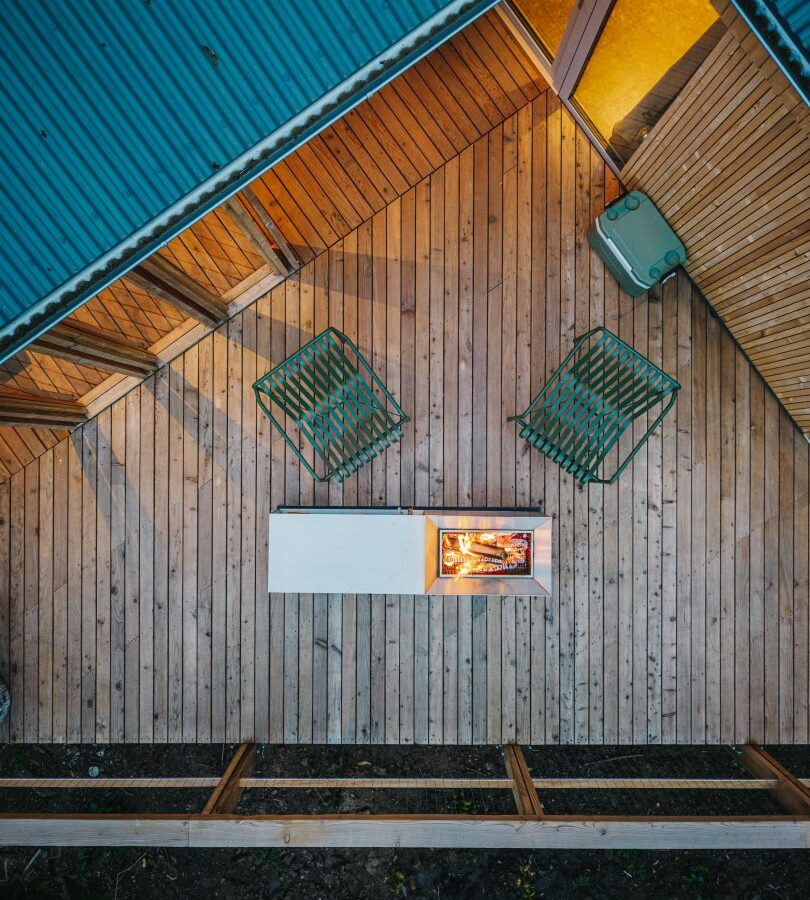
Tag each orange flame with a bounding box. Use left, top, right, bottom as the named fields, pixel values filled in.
left=440, top=529, right=531, bottom=578
left=455, top=532, right=477, bottom=575
left=458, top=532, right=474, bottom=555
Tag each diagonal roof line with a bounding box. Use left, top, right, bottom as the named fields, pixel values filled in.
left=0, top=0, right=497, bottom=365
left=731, top=0, right=810, bottom=103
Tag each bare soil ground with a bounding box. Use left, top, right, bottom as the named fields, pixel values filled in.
left=0, top=743, right=807, bottom=899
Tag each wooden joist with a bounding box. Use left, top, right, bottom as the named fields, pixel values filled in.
left=126, top=255, right=228, bottom=327
left=224, top=193, right=298, bottom=276
left=1, top=776, right=805, bottom=791
left=0, top=778, right=221, bottom=789
left=241, top=187, right=300, bottom=271
left=0, top=390, right=87, bottom=429
left=735, top=745, right=810, bottom=815
left=0, top=815, right=807, bottom=849
left=202, top=743, right=257, bottom=815
left=30, top=320, right=158, bottom=378
left=504, top=745, right=544, bottom=816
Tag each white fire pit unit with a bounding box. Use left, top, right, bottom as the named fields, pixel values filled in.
left=267, top=509, right=552, bottom=597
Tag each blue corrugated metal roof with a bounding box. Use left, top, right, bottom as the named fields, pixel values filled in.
left=0, top=0, right=496, bottom=362
left=774, top=0, right=810, bottom=48
left=733, top=1, right=810, bottom=103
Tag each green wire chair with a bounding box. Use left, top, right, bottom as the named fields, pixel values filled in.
left=509, top=327, right=679, bottom=485
left=254, top=327, right=409, bottom=483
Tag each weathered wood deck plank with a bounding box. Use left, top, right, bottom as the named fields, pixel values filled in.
left=0, top=15, right=807, bottom=747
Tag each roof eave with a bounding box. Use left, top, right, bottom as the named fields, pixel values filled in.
left=731, top=0, right=810, bottom=105
left=0, top=0, right=498, bottom=366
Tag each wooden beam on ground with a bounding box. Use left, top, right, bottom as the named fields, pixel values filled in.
left=0, top=815, right=807, bottom=849
left=504, top=745, right=544, bottom=816
left=126, top=255, right=227, bottom=327
left=0, top=390, right=87, bottom=429
left=0, top=778, right=221, bottom=789
left=202, top=744, right=257, bottom=815
left=30, top=320, right=158, bottom=378
left=735, top=745, right=810, bottom=815
left=224, top=195, right=295, bottom=276
left=0, top=776, right=801, bottom=791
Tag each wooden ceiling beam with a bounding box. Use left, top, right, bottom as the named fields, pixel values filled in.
left=225, top=191, right=298, bottom=276
left=0, top=390, right=87, bottom=430
left=30, top=320, right=158, bottom=378
left=242, top=187, right=299, bottom=270
left=126, top=255, right=227, bottom=327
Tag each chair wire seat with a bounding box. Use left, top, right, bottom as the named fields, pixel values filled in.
left=254, top=327, right=409, bottom=482
left=509, top=327, right=679, bottom=485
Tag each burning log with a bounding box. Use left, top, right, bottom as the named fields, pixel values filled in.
left=468, top=540, right=508, bottom=561
left=440, top=529, right=532, bottom=578
left=444, top=533, right=508, bottom=561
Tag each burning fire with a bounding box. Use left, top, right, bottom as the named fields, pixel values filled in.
left=440, top=530, right=532, bottom=578
left=458, top=531, right=474, bottom=567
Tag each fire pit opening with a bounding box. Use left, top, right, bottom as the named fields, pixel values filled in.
left=439, top=529, right=532, bottom=578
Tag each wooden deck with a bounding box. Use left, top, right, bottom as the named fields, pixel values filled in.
left=0, top=12, right=808, bottom=746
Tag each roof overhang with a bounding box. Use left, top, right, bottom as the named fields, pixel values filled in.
left=731, top=0, right=810, bottom=103
left=0, top=0, right=498, bottom=365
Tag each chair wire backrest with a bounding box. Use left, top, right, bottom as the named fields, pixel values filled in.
left=254, top=328, right=409, bottom=482
left=511, top=328, right=679, bottom=485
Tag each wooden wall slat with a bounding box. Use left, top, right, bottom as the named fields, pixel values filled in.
left=8, top=471, right=24, bottom=742
left=0, top=478, right=9, bottom=743
left=622, top=11, right=810, bottom=437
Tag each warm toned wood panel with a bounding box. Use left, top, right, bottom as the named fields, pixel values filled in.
left=75, top=280, right=187, bottom=352
left=159, top=206, right=265, bottom=295
left=0, top=215, right=248, bottom=479
left=622, top=7, right=810, bottom=436
left=30, top=321, right=158, bottom=378
left=1, top=82, right=807, bottom=745
left=0, top=390, right=87, bottom=429
left=245, top=10, right=546, bottom=266
left=0, top=9, right=545, bottom=486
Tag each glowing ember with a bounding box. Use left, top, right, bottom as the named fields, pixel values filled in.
left=440, top=529, right=532, bottom=578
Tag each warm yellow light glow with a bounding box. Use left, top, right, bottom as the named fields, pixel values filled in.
left=512, top=0, right=575, bottom=59
left=574, top=0, right=719, bottom=151
left=440, top=530, right=532, bottom=578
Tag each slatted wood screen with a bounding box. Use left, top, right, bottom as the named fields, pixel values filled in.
left=622, top=1, right=810, bottom=435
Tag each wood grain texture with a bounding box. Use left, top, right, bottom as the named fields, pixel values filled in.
left=622, top=10, right=810, bottom=436
left=0, top=80, right=807, bottom=744
left=0, top=10, right=544, bottom=485
left=0, top=816, right=807, bottom=850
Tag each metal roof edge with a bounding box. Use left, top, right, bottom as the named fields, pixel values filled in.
left=0, top=0, right=498, bottom=366
left=731, top=0, right=810, bottom=105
